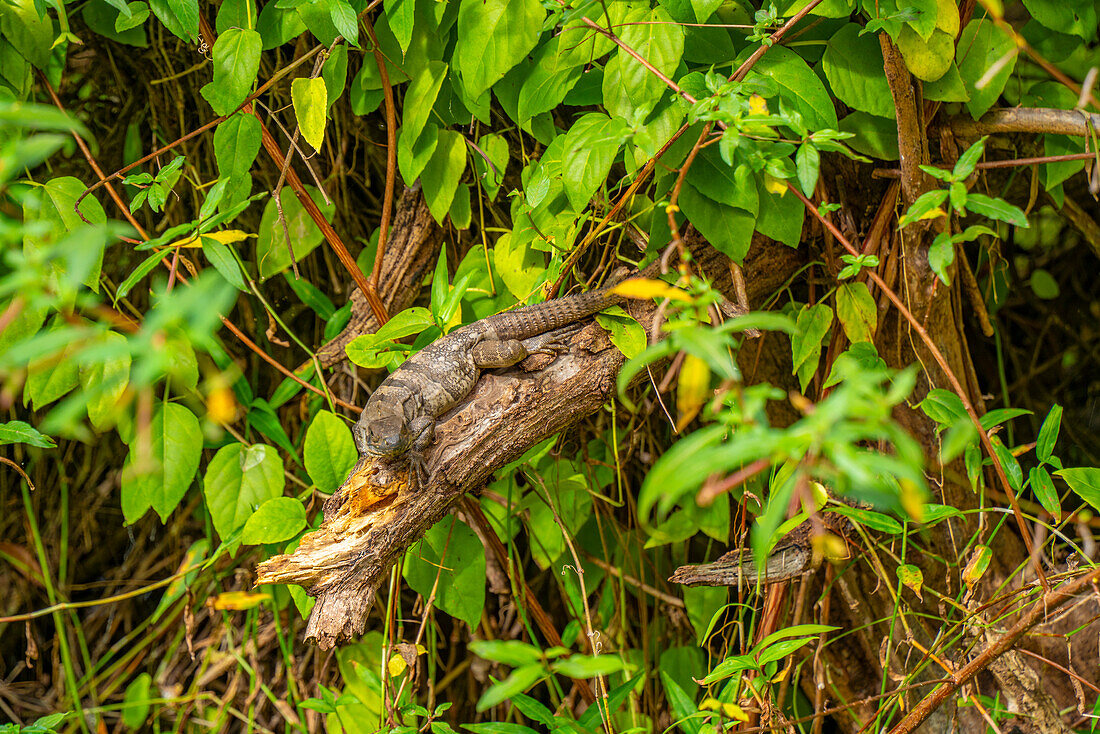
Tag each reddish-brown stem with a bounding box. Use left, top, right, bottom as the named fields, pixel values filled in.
left=886, top=569, right=1100, bottom=734
left=252, top=109, right=389, bottom=325
left=786, top=183, right=1048, bottom=591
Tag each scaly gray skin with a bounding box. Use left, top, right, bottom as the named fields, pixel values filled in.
left=353, top=267, right=651, bottom=480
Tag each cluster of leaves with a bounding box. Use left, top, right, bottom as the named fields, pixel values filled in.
left=2, top=0, right=1100, bottom=728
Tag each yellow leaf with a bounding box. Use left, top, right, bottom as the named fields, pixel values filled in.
left=167, top=229, right=255, bottom=249
left=292, top=77, right=328, bottom=151
left=611, top=277, right=690, bottom=302
left=919, top=207, right=946, bottom=222
left=748, top=94, right=768, bottom=115
left=387, top=654, right=407, bottom=677
left=209, top=591, right=270, bottom=610
left=676, top=353, right=711, bottom=430
left=812, top=532, right=848, bottom=563
left=206, top=383, right=238, bottom=424
left=963, top=545, right=992, bottom=588
left=764, top=174, right=787, bottom=196
left=897, top=564, right=924, bottom=601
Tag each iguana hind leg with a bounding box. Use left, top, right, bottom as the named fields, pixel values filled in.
left=471, top=323, right=585, bottom=368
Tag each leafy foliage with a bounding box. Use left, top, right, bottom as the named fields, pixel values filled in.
left=2, top=0, right=1099, bottom=730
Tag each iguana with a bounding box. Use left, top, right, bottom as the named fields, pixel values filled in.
left=352, top=264, right=657, bottom=481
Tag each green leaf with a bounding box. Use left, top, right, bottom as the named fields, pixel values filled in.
left=472, top=133, right=508, bottom=200
left=79, top=330, right=131, bottom=432
left=678, top=183, right=755, bottom=263
left=795, top=142, right=820, bottom=197
left=1029, top=268, right=1059, bottom=300
left=321, top=44, right=348, bottom=106
left=214, top=112, right=262, bottom=180
left=493, top=231, right=544, bottom=301
left=956, top=19, right=1017, bottom=119
left=121, top=673, right=152, bottom=729
left=199, top=28, right=262, bottom=116
left=0, top=420, right=56, bottom=448
left=1030, top=466, right=1060, bottom=522
left=928, top=232, right=954, bottom=285
left=965, top=193, right=1029, bottom=227
left=402, top=61, right=448, bottom=147
left=403, top=515, right=486, bottom=628
left=202, top=235, right=248, bottom=291
left=839, top=111, right=900, bottom=160
left=745, top=44, right=838, bottom=130
left=116, top=249, right=173, bottom=299
left=475, top=664, right=547, bottom=712
left=421, top=129, right=467, bottom=223
left=292, top=76, right=328, bottom=151
left=384, top=0, right=415, bottom=54
left=203, top=442, right=286, bottom=539
left=23, top=176, right=108, bottom=292
left=827, top=504, right=902, bottom=534
left=684, top=585, right=727, bottom=646
left=515, top=36, right=585, bottom=124
left=551, top=654, right=626, bottom=678
left=1056, top=468, right=1100, bottom=513
left=561, top=113, right=632, bottom=211
left=216, top=0, right=255, bottom=33
left=121, top=402, right=202, bottom=524
left=1022, top=0, right=1097, bottom=40
left=755, top=176, right=805, bottom=247
left=328, top=0, right=358, bottom=46
left=147, top=0, right=199, bottom=41
left=303, top=410, right=358, bottom=494
left=919, top=388, right=967, bottom=426
left=898, top=188, right=948, bottom=227
left=834, top=281, right=877, bottom=344
left=791, top=302, right=833, bottom=389
left=595, top=306, right=647, bottom=360
left=468, top=640, right=543, bottom=668
left=455, top=0, right=545, bottom=99
left=255, top=185, right=336, bottom=280
left=822, top=23, right=895, bottom=119
left=0, top=0, right=54, bottom=68
left=686, top=147, right=758, bottom=214
left=602, top=5, right=684, bottom=124
left=241, top=496, right=307, bottom=544
left=1037, top=404, right=1062, bottom=461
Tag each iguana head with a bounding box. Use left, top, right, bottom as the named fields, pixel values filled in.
left=363, top=415, right=411, bottom=457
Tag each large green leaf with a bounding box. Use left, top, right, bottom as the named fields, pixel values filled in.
left=822, top=23, right=895, bottom=119
left=303, top=410, right=358, bottom=494
left=200, top=28, right=262, bottom=115
left=956, top=19, right=1016, bottom=120
left=678, top=182, right=755, bottom=263
left=403, top=515, right=486, bottom=628
left=79, top=330, right=131, bottom=432
left=148, top=0, right=198, bottom=43
left=743, top=44, right=838, bottom=130
left=23, top=177, right=108, bottom=292
left=402, top=60, right=448, bottom=146
left=561, top=113, right=632, bottom=211
left=686, top=147, right=758, bottom=214
left=0, top=0, right=54, bottom=68
left=516, top=36, right=584, bottom=124
left=602, top=5, right=684, bottom=124
left=420, top=129, right=467, bottom=222
left=241, top=496, right=306, bottom=545
left=121, top=402, right=202, bottom=523
left=255, top=185, right=336, bottom=280
left=203, top=442, right=285, bottom=539
left=455, top=0, right=544, bottom=99
left=214, top=112, right=262, bottom=181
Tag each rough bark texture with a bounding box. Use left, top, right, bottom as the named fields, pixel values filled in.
left=256, top=233, right=804, bottom=648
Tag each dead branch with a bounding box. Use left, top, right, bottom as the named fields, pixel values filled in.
left=255, top=234, right=804, bottom=648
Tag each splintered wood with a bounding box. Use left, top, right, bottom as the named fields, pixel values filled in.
left=255, top=458, right=408, bottom=590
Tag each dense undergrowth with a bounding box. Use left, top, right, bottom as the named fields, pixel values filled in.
left=2, top=0, right=1100, bottom=731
